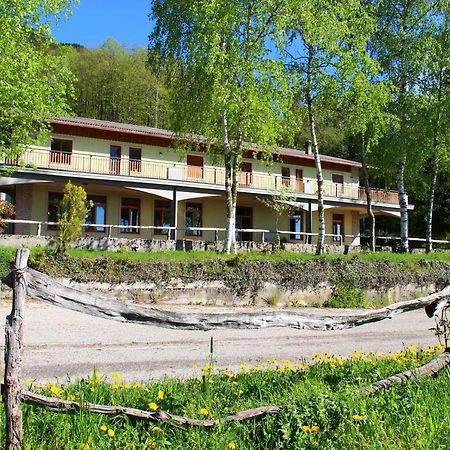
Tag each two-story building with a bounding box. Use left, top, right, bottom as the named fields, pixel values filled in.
left=0, top=117, right=407, bottom=247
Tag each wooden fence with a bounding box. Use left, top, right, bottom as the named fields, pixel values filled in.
left=3, top=249, right=450, bottom=448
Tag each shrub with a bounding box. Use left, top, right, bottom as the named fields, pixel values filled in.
left=56, top=182, right=91, bottom=255
left=323, top=283, right=367, bottom=308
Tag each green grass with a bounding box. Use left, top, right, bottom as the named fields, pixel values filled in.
left=64, top=247, right=450, bottom=263
left=1, top=345, right=448, bottom=449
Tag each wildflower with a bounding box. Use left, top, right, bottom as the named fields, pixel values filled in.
left=133, top=383, right=141, bottom=389
left=100, top=424, right=107, bottom=431
left=110, top=372, right=123, bottom=383
left=228, top=443, right=237, bottom=449
left=301, top=426, right=310, bottom=432
left=311, top=425, right=320, bottom=432
left=50, top=385, right=63, bottom=397
left=79, top=444, right=90, bottom=450
left=152, top=427, right=164, bottom=435
left=66, top=394, right=76, bottom=401
left=123, top=383, right=131, bottom=389
left=90, top=387, right=96, bottom=392
left=232, top=381, right=238, bottom=385
left=107, top=429, right=115, bottom=438
left=157, top=390, right=164, bottom=400
left=196, top=377, right=202, bottom=384
left=25, top=379, right=33, bottom=387
left=208, top=379, right=214, bottom=384
left=199, top=408, right=209, bottom=416
left=352, top=414, right=364, bottom=422
left=111, top=384, right=120, bottom=390
left=149, top=402, right=158, bottom=411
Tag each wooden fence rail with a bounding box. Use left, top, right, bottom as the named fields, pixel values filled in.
left=3, top=249, right=450, bottom=448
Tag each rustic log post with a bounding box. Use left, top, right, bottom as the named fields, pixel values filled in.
left=4, top=249, right=29, bottom=450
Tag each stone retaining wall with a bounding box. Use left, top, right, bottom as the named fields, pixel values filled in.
left=0, top=234, right=361, bottom=254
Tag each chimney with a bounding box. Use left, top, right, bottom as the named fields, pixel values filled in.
left=304, top=140, right=312, bottom=155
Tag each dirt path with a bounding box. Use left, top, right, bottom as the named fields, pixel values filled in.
left=0, top=300, right=438, bottom=384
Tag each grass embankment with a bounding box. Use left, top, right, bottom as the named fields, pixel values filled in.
left=1, top=345, right=449, bottom=449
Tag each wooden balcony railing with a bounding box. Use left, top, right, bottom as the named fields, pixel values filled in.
left=2, top=148, right=400, bottom=204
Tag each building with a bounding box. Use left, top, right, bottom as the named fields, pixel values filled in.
left=0, top=117, right=408, bottom=248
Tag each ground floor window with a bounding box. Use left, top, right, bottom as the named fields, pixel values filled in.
left=332, top=213, right=345, bottom=242
left=185, top=203, right=202, bottom=236
left=120, top=198, right=140, bottom=233
left=47, top=192, right=63, bottom=229
left=154, top=200, right=171, bottom=235
left=86, top=195, right=106, bottom=232
left=236, top=206, right=253, bottom=241
left=289, top=210, right=304, bottom=240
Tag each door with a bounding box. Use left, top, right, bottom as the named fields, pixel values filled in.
left=187, top=154, right=203, bottom=179
left=332, top=174, right=344, bottom=196
left=236, top=206, right=253, bottom=241
left=239, top=162, right=252, bottom=186
left=110, top=145, right=121, bottom=175
left=295, top=169, right=304, bottom=192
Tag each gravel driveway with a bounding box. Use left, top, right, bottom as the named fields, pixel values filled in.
left=0, top=299, right=438, bottom=384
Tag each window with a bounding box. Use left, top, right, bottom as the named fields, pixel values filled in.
left=50, top=139, right=72, bottom=164
left=129, top=147, right=142, bottom=172
left=154, top=200, right=171, bottom=235
left=296, top=169, right=304, bottom=192
left=282, top=167, right=290, bottom=187
left=332, top=214, right=345, bottom=243
left=332, top=174, right=344, bottom=196
left=86, top=196, right=106, bottom=232
left=236, top=206, right=253, bottom=241
left=239, top=162, right=252, bottom=186
left=110, top=145, right=121, bottom=175
left=289, top=210, right=304, bottom=240
left=47, top=192, right=63, bottom=229
left=185, top=203, right=202, bottom=236
left=120, top=198, right=140, bottom=233
left=187, top=154, right=203, bottom=179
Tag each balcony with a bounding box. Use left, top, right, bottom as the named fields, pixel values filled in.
left=2, top=148, right=399, bottom=204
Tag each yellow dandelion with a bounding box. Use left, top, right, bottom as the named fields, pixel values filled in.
left=149, top=402, right=158, bottom=411
left=301, top=425, right=310, bottom=432
left=110, top=372, right=123, bottom=383
left=111, top=384, right=120, bottom=390
left=228, top=443, right=237, bottom=450
left=157, top=390, right=164, bottom=400
left=352, top=414, right=364, bottom=422
left=24, top=379, right=33, bottom=387
left=232, top=381, right=238, bottom=385
left=100, top=424, right=107, bottom=432
left=107, top=429, right=115, bottom=438
left=199, top=408, right=209, bottom=416
left=311, top=425, right=320, bottom=432
left=50, top=385, right=63, bottom=397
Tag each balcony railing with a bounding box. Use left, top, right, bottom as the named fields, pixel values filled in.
left=2, top=148, right=400, bottom=204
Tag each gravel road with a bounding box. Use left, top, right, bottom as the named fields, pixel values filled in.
left=0, top=300, right=438, bottom=384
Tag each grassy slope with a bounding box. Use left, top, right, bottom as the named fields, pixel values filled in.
left=1, top=346, right=448, bottom=449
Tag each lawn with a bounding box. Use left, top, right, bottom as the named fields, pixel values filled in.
left=1, top=345, right=448, bottom=449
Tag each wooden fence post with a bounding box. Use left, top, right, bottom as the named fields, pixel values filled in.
left=4, top=249, right=29, bottom=450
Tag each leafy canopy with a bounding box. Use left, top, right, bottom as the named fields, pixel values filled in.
left=0, top=0, right=76, bottom=157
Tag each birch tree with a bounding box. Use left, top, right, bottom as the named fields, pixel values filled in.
left=370, top=0, right=445, bottom=252
left=420, top=10, right=449, bottom=252
left=0, top=0, right=76, bottom=159
left=280, top=0, right=374, bottom=254
left=150, top=0, right=291, bottom=253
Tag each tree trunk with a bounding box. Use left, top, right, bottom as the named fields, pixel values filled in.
left=223, top=113, right=235, bottom=254
left=4, top=249, right=29, bottom=450
left=361, top=134, right=375, bottom=251
left=306, top=46, right=325, bottom=255
left=397, top=12, right=409, bottom=253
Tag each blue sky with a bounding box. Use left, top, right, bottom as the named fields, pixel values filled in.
left=52, top=0, right=153, bottom=48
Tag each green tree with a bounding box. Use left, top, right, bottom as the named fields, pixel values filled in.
left=150, top=0, right=292, bottom=254
left=280, top=0, right=374, bottom=254
left=369, top=0, right=446, bottom=252
left=57, top=182, right=91, bottom=254
left=0, top=0, right=76, bottom=159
